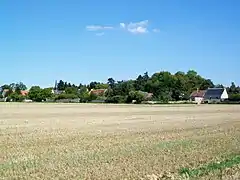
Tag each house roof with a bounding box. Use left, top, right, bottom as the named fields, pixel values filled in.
left=2, top=89, right=29, bottom=96
left=190, top=90, right=206, bottom=98
left=139, top=91, right=153, bottom=98
left=90, top=89, right=107, bottom=96
left=20, top=90, right=29, bottom=96
left=204, top=88, right=225, bottom=99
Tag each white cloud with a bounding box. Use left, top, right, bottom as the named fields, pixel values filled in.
left=86, top=20, right=159, bottom=36
left=120, top=23, right=126, bottom=28
left=96, top=32, right=105, bottom=36
left=86, top=25, right=113, bottom=31
left=128, top=26, right=148, bottom=34
left=152, top=28, right=160, bottom=33
left=120, top=20, right=149, bottom=34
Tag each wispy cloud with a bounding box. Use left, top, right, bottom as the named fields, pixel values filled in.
left=96, top=32, right=105, bottom=36
left=152, top=28, right=160, bottom=33
left=120, top=20, right=149, bottom=34
left=86, top=25, right=114, bottom=31
left=86, top=20, right=160, bottom=36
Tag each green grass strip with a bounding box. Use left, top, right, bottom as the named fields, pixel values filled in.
left=179, top=155, right=240, bottom=178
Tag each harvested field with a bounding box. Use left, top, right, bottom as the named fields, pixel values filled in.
left=0, top=103, right=240, bottom=179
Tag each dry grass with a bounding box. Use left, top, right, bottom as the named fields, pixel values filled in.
left=0, top=103, right=240, bottom=179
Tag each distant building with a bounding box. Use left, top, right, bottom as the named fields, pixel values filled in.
left=51, top=89, right=65, bottom=95
left=89, top=89, right=107, bottom=96
left=1, top=89, right=29, bottom=97
left=20, top=90, right=29, bottom=96
left=138, top=91, right=153, bottom=100
left=203, top=88, right=228, bottom=103
left=190, top=89, right=206, bottom=104
left=52, top=80, right=65, bottom=95
left=2, top=89, right=10, bottom=98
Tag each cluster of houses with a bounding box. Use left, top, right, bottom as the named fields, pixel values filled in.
left=50, top=87, right=229, bottom=104
left=0, top=88, right=29, bottom=102
left=190, top=87, right=228, bottom=104
left=1, top=84, right=228, bottom=104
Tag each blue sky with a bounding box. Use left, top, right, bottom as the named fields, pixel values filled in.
left=0, top=0, right=239, bottom=88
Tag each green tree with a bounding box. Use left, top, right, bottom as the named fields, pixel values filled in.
left=200, top=79, right=214, bottom=90
left=1, top=84, right=10, bottom=90
left=228, top=94, right=240, bottom=101
left=107, top=78, right=115, bottom=89
left=41, top=88, right=53, bottom=100
left=9, top=92, right=25, bottom=102
left=78, top=86, right=90, bottom=102
left=28, top=86, right=43, bottom=102
left=127, top=91, right=144, bottom=104
left=57, top=80, right=65, bottom=90
left=16, top=82, right=27, bottom=91
left=65, top=87, right=78, bottom=95
left=55, top=93, right=78, bottom=100
left=95, top=83, right=109, bottom=89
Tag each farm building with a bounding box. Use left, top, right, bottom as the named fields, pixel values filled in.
left=203, top=88, right=228, bottom=103
left=190, top=89, right=206, bottom=104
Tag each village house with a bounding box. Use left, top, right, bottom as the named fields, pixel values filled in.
left=89, top=89, right=107, bottom=96
left=190, top=89, right=206, bottom=104
left=51, top=89, right=65, bottom=95
left=203, top=88, right=228, bottom=103
left=1, top=89, right=29, bottom=97
left=20, top=90, right=29, bottom=96
left=138, top=91, right=153, bottom=100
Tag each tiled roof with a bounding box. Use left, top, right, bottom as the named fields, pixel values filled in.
left=190, top=90, right=206, bottom=98
left=90, top=89, right=106, bottom=96
left=20, top=90, right=29, bottom=96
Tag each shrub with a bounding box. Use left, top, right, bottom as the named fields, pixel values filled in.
left=228, top=94, right=240, bottom=101
left=55, top=93, right=78, bottom=100
left=106, top=95, right=126, bottom=103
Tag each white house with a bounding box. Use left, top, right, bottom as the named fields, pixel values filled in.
left=190, top=89, right=206, bottom=104
left=203, top=88, right=228, bottom=103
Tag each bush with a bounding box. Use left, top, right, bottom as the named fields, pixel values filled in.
left=228, top=94, right=240, bottom=101
left=9, top=93, right=25, bottom=102
left=106, top=95, right=126, bottom=103
left=55, top=93, right=78, bottom=100
left=127, top=91, right=145, bottom=104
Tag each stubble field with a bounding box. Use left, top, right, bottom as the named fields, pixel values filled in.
left=0, top=103, right=240, bottom=179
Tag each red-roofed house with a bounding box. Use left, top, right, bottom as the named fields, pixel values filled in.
left=89, top=89, right=107, bottom=96
left=20, top=90, right=29, bottom=96
left=190, top=89, right=206, bottom=104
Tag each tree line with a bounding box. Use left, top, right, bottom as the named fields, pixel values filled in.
left=1, top=70, right=240, bottom=103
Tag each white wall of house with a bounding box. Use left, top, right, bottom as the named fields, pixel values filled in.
left=194, top=97, right=203, bottom=104
left=221, top=88, right=228, bottom=99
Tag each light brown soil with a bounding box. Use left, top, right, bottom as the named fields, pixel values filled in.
left=0, top=103, right=240, bottom=179
left=1, top=103, right=239, bottom=134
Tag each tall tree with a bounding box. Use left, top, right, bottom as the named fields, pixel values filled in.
left=57, top=80, right=65, bottom=90
left=28, top=86, right=42, bottom=102
left=16, top=82, right=27, bottom=91
left=107, top=78, right=115, bottom=89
